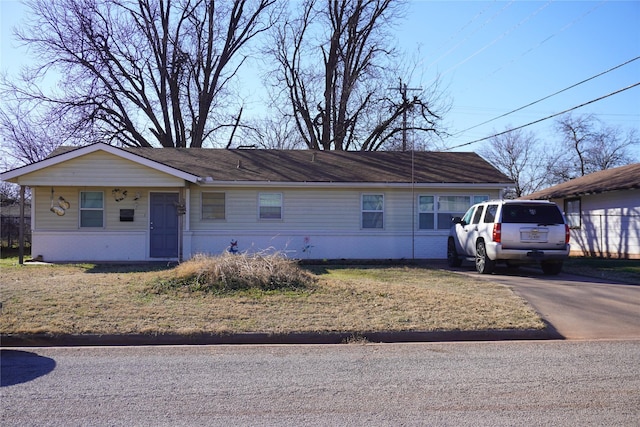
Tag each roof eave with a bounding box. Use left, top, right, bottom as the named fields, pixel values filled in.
left=196, top=180, right=513, bottom=189
left=526, top=185, right=640, bottom=200
left=0, top=142, right=199, bottom=184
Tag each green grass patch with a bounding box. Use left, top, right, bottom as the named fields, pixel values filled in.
left=564, top=258, right=640, bottom=284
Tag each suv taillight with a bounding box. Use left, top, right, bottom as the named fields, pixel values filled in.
left=492, top=223, right=501, bottom=243
left=565, top=224, right=570, bottom=244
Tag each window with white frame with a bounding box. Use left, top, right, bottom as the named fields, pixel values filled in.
left=259, top=192, right=282, bottom=219
left=437, top=195, right=470, bottom=229
left=362, top=194, right=384, bottom=229
left=419, top=195, right=489, bottom=229
left=564, top=198, right=581, bottom=229
left=471, top=195, right=490, bottom=205
left=202, top=192, right=225, bottom=220
left=418, top=195, right=435, bottom=229
left=80, top=191, right=104, bottom=227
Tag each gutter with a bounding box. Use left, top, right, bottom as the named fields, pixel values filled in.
left=195, top=179, right=513, bottom=190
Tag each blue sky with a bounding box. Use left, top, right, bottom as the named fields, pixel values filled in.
left=1, top=0, right=639, bottom=156
left=401, top=1, right=639, bottom=154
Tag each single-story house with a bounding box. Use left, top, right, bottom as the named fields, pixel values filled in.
left=523, top=163, right=640, bottom=259
left=0, top=143, right=513, bottom=262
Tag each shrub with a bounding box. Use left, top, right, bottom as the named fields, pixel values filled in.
left=153, top=252, right=317, bottom=294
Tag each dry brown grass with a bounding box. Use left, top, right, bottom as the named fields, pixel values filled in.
left=157, top=252, right=317, bottom=293
left=0, top=255, right=544, bottom=336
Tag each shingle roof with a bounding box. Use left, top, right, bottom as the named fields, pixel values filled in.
left=48, top=145, right=513, bottom=184
left=523, top=163, right=640, bottom=200
left=130, top=148, right=514, bottom=184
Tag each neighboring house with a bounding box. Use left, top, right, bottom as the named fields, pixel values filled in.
left=0, top=143, right=513, bottom=262
left=523, top=163, right=640, bottom=259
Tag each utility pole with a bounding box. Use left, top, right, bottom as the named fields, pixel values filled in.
left=390, top=78, right=421, bottom=151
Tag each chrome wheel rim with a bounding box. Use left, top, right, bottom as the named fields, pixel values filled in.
left=476, top=243, right=485, bottom=272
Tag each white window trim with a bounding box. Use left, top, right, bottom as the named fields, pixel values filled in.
left=79, top=190, right=105, bottom=228
left=361, top=193, right=384, bottom=229
left=565, top=198, right=581, bottom=229
left=418, top=194, right=489, bottom=230
left=258, top=192, right=283, bottom=220
left=418, top=195, right=435, bottom=230
left=201, top=191, right=226, bottom=221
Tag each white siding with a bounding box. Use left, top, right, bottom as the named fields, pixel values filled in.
left=32, top=231, right=147, bottom=262
left=29, top=181, right=501, bottom=261
left=17, top=151, right=185, bottom=187
left=33, top=186, right=151, bottom=231
left=185, top=186, right=500, bottom=260
left=186, top=231, right=450, bottom=260
left=554, top=189, right=640, bottom=259
left=31, top=186, right=180, bottom=262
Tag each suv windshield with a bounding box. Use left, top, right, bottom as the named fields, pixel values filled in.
left=501, top=204, right=564, bottom=224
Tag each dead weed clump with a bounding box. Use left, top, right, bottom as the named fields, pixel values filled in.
left=153, top=252, right=317, bottom=294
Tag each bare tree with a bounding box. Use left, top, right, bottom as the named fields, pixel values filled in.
left=0, top=139, right=28, bottom=206
left=239, top=116, right=305, bottom=149
left=0, top=181, right=22, bottom=206
left=588, top=126, right=638, bottom=170
left=3, top=0, right=278, bottom=149
left=0, top=89, right=87, bottom=165
left=549, top=114, right=638, bottom=183
left=479, top=128, right=547, bottom=197
left=267, top=0, right=444, bottom=151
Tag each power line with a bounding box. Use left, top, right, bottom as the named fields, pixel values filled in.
left=455, top=0, right=606, bottom=100
left=445, top=81, right=640, bottom=151
left=423, top=1, right=511, bottom=71
left=430, top=1, right=553, bottom=84
left=452, top=55, right=640, bottom=136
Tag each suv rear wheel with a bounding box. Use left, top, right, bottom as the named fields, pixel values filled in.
left=447, top=238, right=462, bottom=267
left=475, top=240, right=495, bottom=274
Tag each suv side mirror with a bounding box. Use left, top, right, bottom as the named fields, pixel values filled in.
left=451, top=216, right=465, bottom=226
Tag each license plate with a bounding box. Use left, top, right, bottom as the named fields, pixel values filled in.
left=521, top=229, right=544, bottom=241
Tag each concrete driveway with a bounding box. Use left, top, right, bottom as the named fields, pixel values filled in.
left=451, top=264, right=640, bottom=340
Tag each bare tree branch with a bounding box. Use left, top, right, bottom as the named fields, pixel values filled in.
left=266, top=0, right=444, bottom=151
left=5, top=0, right=278, bottom=149
left=478, top=128, right=547, bottom=197
left=550, top=114, right=638, bottom=183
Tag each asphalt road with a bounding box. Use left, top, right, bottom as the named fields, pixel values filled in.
left=451, top=265, right=640, bottom=340
left=2, top=341, right=639, bottom=426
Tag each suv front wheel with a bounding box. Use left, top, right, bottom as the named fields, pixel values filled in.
left=475, top=240, right=495, bottom=274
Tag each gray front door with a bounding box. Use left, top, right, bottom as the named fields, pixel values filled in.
left=150, top=192, right=179, bottom=258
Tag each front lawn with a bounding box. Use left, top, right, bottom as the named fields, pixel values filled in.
left=0, top=255, right=544, bottom=336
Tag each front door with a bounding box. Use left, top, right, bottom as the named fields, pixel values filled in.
left=150, top=192, right=179, bottom=258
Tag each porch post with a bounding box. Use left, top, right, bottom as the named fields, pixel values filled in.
left=18, top=185, right=25, bottom=265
